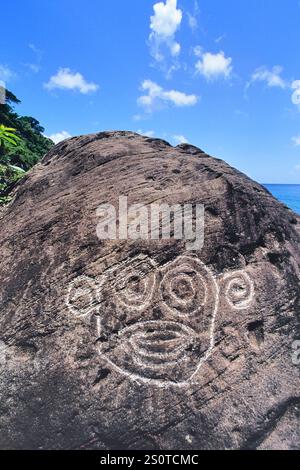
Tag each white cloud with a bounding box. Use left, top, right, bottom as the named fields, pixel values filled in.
left=137, top=129, right=155, bottom=137
left=29, top=43, right=43, bottom=62
left=173, top=134, right=188, bottom=144
left=195, top=51, right=233, bottom=80
left=215, top=34, right=226, bottom=44
left=165, top=63, right=181, bottom=79
left=250, top=66, right=286, bottom=88
left=295, top=165, right=300, bottom=172
left=132, top=114, right=144, bottom=121
left=48, top=131, right=72, bottom=144
left=292, top=134, right=300, bottom=146
left=137, top=79, right=198, bottom=112
left=24, top=63, right=41, bottom=73
left=247, top=69, right=300, bottom=107
left=187, top=1, right=200, bottom=31
left=149, top=0, right=182, bottom=62
left=235, top=109, right=249, bottom=118
left=150, top=0, right=182, bottom=38
left=0, top=65, right=15, bottom=83
left=291, top=80, right=300, bottom=105
left=26, top=44, right=43, bottom=73
left=44, top=68, right=99, bottom=94
left=187, top=13, right=198, bottom=31
left=193, top=45, right=203, bottom=57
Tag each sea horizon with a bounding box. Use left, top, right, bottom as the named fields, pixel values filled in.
left=263, top=183, right=300, bottom=215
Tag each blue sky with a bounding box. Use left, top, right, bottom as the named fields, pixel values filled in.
left=1, top=0, right=300, bottom=183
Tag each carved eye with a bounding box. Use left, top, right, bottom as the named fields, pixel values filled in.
left=223, top=271, right=254, bottom=309
left=160, top=256, right=218, bottom=318
left=66, top=275, right=99, bottom=316
left=112, top=255, right=157, bottom=312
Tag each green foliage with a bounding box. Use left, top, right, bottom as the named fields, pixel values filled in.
left=0, top=125, right=22, bottom=162
left=0, top=163, right=25, bottom=204
left=0, top=89, right=54, bottom=205
left=0, top=124, right=21, bottom=146
left=0, top=92, right=54, bottom=170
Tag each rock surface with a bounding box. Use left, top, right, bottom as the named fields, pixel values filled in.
left=0, top=131, right=299, bottom=450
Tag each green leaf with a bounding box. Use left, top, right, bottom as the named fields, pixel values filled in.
left=0, top=126, right=16, bottom=132
left=1, top=136, right=18, bottom=145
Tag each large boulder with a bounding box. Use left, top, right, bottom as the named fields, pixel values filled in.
left=0, top=131, right=299, bottom=449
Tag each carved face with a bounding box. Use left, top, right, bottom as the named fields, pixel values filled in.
left=66, top=254, right=254, bottom=387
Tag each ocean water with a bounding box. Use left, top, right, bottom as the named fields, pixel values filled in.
left=264, top=184, right=300, bottom=215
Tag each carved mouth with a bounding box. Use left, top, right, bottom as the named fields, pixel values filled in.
left=119, top=321, right=196, bottom=366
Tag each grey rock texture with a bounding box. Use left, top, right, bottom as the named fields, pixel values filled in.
left=0, top=131, right=299, bottom=450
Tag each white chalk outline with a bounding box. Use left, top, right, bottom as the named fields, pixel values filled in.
left=223, top=270, right=254, bottom=310
left=70, top=258, right=256, bottom=387
left=160, top=259, right=209, bottom=317
left=128, top=321, right=196, bottom=367
left=96, top=255, right=220, bottom=388
left=66, top=275, right=104, bottom=317
left=111, top=255, right=158, bottom=312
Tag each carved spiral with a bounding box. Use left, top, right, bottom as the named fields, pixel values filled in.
left=224, top=271, right=254, bottom=309
left=66, top=275, right=99, bottom=316
left=160, top=256, right=218, bottom=317
left=113, top=256, right=157, bottom=311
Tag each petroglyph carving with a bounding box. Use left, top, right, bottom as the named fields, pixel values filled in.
left=66, top=256, right=255, bottom=386
left=66, top=275, right=100, bottom=317
left=160, top=256, right=215, bottom=317
left=95, top=255, right=219, bottom=386
left=110, top=255, right=158, bottom=312
left=223, top=271, right=254, bottom=310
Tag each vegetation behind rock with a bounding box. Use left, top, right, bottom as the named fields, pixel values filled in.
left=0, top=89, right=54, bottom=204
